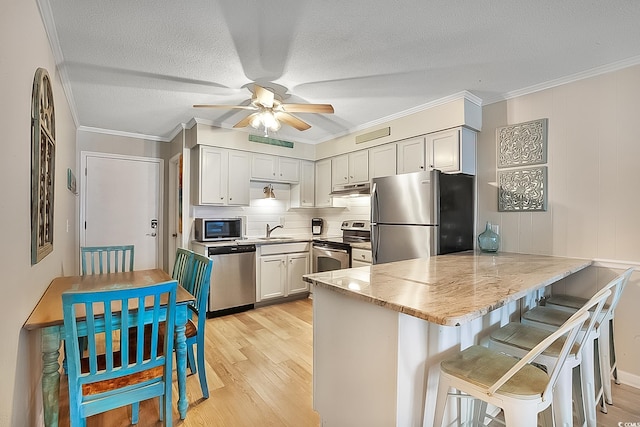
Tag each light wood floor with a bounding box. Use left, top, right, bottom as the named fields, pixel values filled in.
left=57, top=298, right=640, bottom=426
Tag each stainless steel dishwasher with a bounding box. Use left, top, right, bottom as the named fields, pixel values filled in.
left=206, top=243, right=256, bottom=315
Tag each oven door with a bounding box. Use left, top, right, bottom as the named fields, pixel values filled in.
left=312, top=245, right=350, bottom=273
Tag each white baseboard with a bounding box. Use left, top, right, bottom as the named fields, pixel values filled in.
left=618, top=369, right=640, bottom=389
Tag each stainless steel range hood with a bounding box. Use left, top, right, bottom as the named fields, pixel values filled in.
left=329, top=182, right=371, bottom=197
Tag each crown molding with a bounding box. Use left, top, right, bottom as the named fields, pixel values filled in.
left=483, top=55, right=640, bottom=105
left=315, top=90, right=483, bottom=144
left=77, top=126, right=169, bottom=142
left=37, top=0, right=79, bottom=128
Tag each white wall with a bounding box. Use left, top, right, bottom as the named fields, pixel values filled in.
left=477, top=64, right=640, bottom=383
left=1, top=1, right=78, bottom=425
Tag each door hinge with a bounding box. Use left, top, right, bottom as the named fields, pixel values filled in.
left=84, top=221, right=86, bottom=229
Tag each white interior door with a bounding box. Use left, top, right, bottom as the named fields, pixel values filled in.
left=81, top=152, right=163, bottom=270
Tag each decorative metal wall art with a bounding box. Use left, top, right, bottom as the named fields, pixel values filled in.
left=31, top=68, right=56, bottom=264
left=498, top=166, right=547, bottom=211
left=497, top=118, right=548, bottom=168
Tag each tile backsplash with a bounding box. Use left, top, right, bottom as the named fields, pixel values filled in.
left=190, top=181, right=370, bottom=239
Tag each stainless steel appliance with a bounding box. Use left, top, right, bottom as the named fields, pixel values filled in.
left=371, top=169, right=474, bottom=264
left=191, top=240, right=256, bottom=315
left=194, top=217, right=243, bottom=242
left=312, top=220, right=370, bottom=273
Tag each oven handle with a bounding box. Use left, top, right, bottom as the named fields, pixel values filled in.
left=313, top=246, right=349, bottom=255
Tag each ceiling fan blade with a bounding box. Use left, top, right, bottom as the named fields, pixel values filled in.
left=254, top=84, right=274, bottom=108
left=233, top=113, right=258, bottom=128
left=193, top=104, right=256, bottom=110
left=281, top=103, right=334, bottom=114
left=275, top=112, right=311, bottom=131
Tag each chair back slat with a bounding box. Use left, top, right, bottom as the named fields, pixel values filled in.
left=62, top=280, right=177, bottom=423
left=81, top=245, right=135, bottom=275
left=606, top=267, right=634, bottom=319
left=172, top=248, right=194, bottom=289
left=187, top=253, right=213, bottom=315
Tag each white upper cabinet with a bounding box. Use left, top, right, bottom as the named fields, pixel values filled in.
left=348, top=150, right=369, bottom=183
left=278, top=157, right=300, bottom=182
left=332, top=151, right=369, bottom=186
left=251, top=153, right=300, bottom=183
left=251, top=153, right=277, bottom=180
left=290, top=160, right=315, bottom=208
left=427, top=127, right=476, bottom=174
left=369, top=144, right=397, bottom=180
left=227, top=150, right=251, bottom=205
left=331, top=154, right=349, bottom=185
left=315, top=158, right=332, bottom=207
left=192, top=146, right=250, bottom=206
left=396, top=136, right=426, bottom=174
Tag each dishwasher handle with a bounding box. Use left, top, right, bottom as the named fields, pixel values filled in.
left=207, top=244, right=256, bottom=256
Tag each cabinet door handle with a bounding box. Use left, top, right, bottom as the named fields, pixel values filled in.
left=220, top=197, right=224, bottom=200
left=420, top=166, right=424, bottom=169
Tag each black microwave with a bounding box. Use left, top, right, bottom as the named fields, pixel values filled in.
left=194, top=218, right=243, bottom=242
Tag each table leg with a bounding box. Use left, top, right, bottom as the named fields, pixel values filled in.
left=42, top=326, right=61, bottom=427
left=175, top=305, right=188, bottom=419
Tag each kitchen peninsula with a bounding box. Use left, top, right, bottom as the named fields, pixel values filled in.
left=303, top=251, right=592, bottom=426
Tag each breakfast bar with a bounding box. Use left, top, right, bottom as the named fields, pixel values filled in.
left=303, top=251, right=592, bottom=426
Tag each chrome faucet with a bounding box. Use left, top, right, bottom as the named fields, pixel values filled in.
left=266, top=223, right=283, bottom=238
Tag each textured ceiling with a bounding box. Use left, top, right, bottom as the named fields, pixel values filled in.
left=41, top=0, right=640, bottom=143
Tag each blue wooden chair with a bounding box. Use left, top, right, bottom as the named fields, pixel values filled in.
left=81, top=245, right=135, bottom=275
left=182, top=252, right=213, bottom=398
left=62, top=280, right=177, bottom=426
left=172, top=248, right=194, bottom=289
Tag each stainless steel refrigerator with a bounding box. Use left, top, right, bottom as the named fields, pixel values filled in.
left=371, top=169, right=474, bottom=264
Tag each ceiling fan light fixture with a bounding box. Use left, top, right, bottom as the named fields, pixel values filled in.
left=250, top=109, right=281, bottom=134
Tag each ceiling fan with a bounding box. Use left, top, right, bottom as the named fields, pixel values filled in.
left=193, top=84, right=334, bottom=134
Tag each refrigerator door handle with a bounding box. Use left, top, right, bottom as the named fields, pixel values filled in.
left=370, top=182, right=378, bottom=223
left=372, top=225, right=379, bottom=264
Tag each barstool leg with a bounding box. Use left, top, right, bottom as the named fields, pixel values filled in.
left=553, top=365, right=574, bottom=427
left=599, top=321, right=614, bottom=405
left=580, top=339, right=598, bottom=427
left=610, top=319, right=620, bottom=385
left=432, top=375, right=450, bottom=427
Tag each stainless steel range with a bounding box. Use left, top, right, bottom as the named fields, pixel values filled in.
left=312, top=220, right=370, bottom=273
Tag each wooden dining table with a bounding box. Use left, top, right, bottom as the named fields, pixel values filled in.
left=23, top=269, right=195, bottom=427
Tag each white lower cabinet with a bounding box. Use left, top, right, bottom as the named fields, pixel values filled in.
left=351, top=248, right=372, bottom=268
left=257, top=243, right=310, bottom=302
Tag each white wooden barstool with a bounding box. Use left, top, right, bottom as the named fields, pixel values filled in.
left=489, top=285, right=612, bottom=427
left=543, top=267, right=634, bottom=411
left=431, top=309, right=590, bottom=427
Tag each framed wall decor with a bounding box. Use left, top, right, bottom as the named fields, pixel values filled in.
left=31, top=68, right=56, bottom=264
left=497, top=118, right=548, bottom=168
left=498, top=166, right=547, bottom=212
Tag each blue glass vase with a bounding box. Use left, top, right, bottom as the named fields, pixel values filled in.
left=478, top=222, right=499, bottom=252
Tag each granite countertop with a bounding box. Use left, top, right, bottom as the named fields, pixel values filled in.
left=303, top=251, right=592, bottom=326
